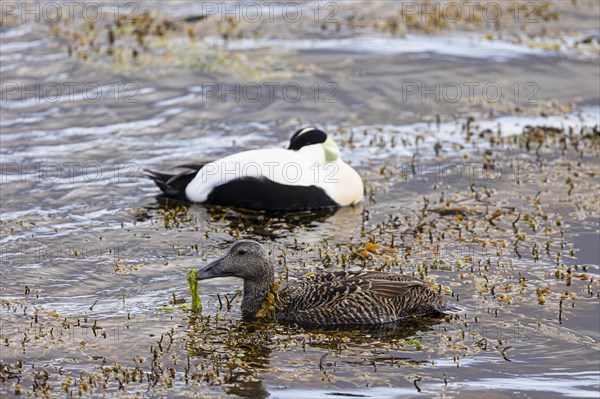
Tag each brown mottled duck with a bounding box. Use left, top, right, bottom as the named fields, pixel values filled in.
left=196, top=240, right=449, bottom=326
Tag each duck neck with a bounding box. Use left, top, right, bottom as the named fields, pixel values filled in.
left=241, top=270, right=274, bottom=321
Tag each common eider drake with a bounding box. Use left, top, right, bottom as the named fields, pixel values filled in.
left=195, top=240, right=448, bottom=326
left=144, top=127, right=364, bottom=211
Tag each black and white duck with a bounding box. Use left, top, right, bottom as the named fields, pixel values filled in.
left=195, top=240, right=449, bottom=326
left=145, top=127, right=364, bottom=211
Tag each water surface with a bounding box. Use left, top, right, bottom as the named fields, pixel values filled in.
left=1, top=2, right=599, bottom=398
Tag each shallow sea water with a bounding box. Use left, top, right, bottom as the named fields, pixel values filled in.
left=1, top=2, right=599, bottom=398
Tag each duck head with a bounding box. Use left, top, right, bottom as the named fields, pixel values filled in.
left=196, top=240, right=275, bottom=320
left=196, top=240, right=274, bottom=284
left=288, top=127, right=341, bottom=162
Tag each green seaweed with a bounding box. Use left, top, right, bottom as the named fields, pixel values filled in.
left=186, top=269, right=202, bottom=313
left=405, top=339, right=424, bottom=351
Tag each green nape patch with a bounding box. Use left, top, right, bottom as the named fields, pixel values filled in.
left=186, top=269, right=202, bottom=313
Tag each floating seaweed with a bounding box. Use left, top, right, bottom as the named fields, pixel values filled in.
left=186, top=269, right=202, bottom=313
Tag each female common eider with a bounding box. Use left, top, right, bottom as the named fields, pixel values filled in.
left=195, top=240, right=448, bottom=326
left=144, top=127, right=364, bottom=211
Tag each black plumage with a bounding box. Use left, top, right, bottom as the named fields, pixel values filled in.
left=143, top=163, right=206, bottom=200
left=288, top=127, right=328, bottom=150
left=204, top=177, right=338, bottom=211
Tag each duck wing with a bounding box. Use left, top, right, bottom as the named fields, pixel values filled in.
left=278, top=271, right=445, bottom=326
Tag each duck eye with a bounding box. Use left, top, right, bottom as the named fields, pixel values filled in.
left=237, top=249, right=247, bottom=256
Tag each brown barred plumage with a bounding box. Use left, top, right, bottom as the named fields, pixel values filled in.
left=277, top=271, right=445, bottom=325
left=196, top=241, right=448, bottom=326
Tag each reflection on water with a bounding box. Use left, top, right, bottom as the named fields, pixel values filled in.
left=183, top=314, right=445, bottom=399
left=186, top=318, right=273, bottom=398
left=154, top=196, right=349, bottom=236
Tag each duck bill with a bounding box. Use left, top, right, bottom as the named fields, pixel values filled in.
left=196, top=259, right=221, bottom=280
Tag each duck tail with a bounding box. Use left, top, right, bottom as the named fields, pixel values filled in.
left=143, top=163, right=207, bottom=201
